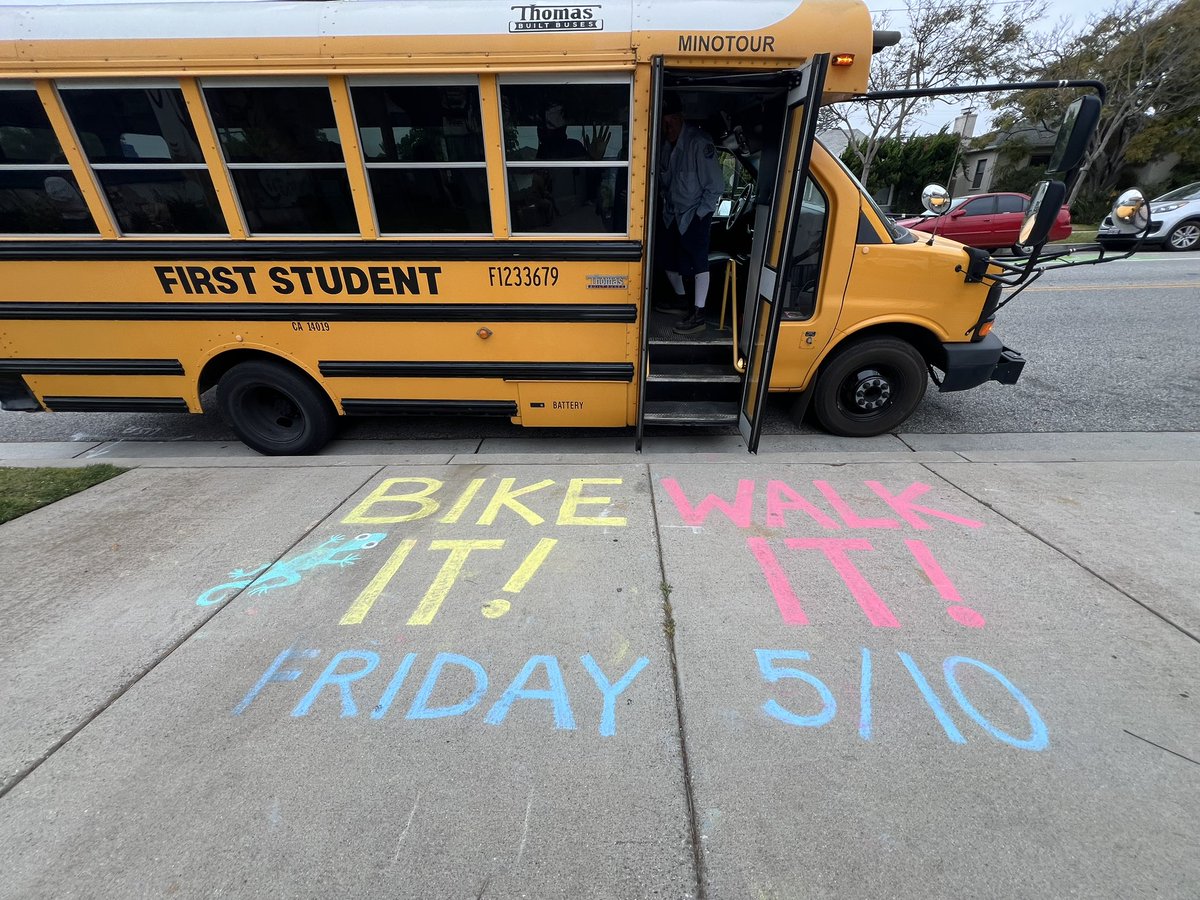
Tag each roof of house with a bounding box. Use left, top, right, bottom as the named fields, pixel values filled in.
left=817, top=126, right=868, bottom=158
left=969, top=122, right=1059, bottom=153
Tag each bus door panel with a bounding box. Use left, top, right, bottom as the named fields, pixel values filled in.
left=737, top=54, right=828, bottom=453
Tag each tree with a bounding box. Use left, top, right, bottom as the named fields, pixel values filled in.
left=995, top=0, right=1200, bottom=205
left=824, top=0, right=1045, bottom=187
left=841, top=131, right=966, bottom=212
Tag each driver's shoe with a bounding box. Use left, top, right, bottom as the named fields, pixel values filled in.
left=654, top=294, right=690, bottom=316
left=673, top=308, right=707, bottom=335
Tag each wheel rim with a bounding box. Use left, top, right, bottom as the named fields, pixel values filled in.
left=839, top=367, right=897, bottom=419
left=1170, top=224, right=1200, bottom=250
left=243, top=385, right=307, bottom=444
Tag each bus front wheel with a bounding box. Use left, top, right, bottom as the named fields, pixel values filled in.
left=812, top=337, right=928, bottom=437
left=217, top=360, right=336, bottom=455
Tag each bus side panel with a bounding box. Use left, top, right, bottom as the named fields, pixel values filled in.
left=518, top=381, right=628, bottom=426
left=0, top=257, right=642, bottom=425
left=24, top=375, right=193, bottom=411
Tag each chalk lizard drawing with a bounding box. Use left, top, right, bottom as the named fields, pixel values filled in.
left=196, top=533, right=386, bottom=606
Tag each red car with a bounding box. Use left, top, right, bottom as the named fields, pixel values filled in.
left=894, top=191, right=1071, bottom=254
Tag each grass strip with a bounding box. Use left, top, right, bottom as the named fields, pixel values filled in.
left=1050, top=229, right=1098, bottom=244
left=0, top=465, right=126, bottom=525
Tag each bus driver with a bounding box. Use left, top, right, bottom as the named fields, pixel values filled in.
left=658, top=93, right=725, bottom=335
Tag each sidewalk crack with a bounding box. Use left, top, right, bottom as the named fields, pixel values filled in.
left=1123, top=730, right=1200, bottom=767
left=646, top=465, right=708, bottom=899
left=921, top=464, right=1200, bottom=646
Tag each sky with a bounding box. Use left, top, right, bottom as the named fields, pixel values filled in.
left=861, top=0, right=1108, bottom=135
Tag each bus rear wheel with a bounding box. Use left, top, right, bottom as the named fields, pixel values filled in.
left=812, top=337, right=928, bottom=437
left=217, top=360, right=336, bottom=455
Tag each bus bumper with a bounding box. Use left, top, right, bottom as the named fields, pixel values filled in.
left=938, top=334, right=1025, bottom=392
left=0, top=374, right=41, bottom=411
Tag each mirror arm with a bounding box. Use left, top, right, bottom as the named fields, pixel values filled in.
left=971, top=188, right=1151, bottom=322
left=1023, top=242, right=1140, bottom=275
left=958, top=256, right=1027, bottom=280
left=981, top=224, right=1151, bottom=317
left=975, top=270, right=1023, bottom=289
left=1023, top=214, right=1154, bottom=275
left=992, top=269, right=1045, bottom=313
left=851, top=79, right=1106, bottom=105
left=970, top=250, right=1047, bottom=288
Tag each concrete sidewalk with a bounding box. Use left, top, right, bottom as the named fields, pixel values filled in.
left=0, top=433, right=1197, bottom=898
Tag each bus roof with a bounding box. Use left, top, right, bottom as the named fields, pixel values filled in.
left=0, top=0, right=874, bottom=93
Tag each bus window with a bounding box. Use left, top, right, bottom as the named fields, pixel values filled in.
left=59, top=86, right=225, bottom=235
left=350, top=81, right=490, bottom=234
left=781, top=177, right=828, bottom=320
left=203, top=83, right=357, bottom=235
left=499, top=79, right=630, bottom=234
left=0, top=87, right=97, bottom=234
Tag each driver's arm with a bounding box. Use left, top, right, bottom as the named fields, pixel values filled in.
left=696, top=136, right=725, bottom=219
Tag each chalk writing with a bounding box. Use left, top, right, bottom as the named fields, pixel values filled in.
left=662, top=478, right=987, bottom=628
left=196, top=533, right=386, bottom=606
left=660, top=479, right=983, bottom=531
left=234, top=647, right=650, bottom=738
left=195, top=471, right=1059, bottom=756
left=757, top=647, right=1048, bottom=751
left=746, top=536, right=986, bottom=628
left=906, top=539, right=986, bottom=628
left=337, top=537, right=558, bottom=626
left=343, top=476, right=628, bottom=527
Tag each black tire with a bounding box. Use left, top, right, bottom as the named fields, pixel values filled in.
left=216, top=360, right=336, bottom=455
left=812, top=337, right=928, bottom=437
left=1164, top=220, right=1200, bottom=252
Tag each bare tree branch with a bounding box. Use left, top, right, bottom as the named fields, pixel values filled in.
left=828, top=0, right=1047, bottom=186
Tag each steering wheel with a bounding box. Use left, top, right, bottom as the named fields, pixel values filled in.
left=725, top=183, right=754, bottom=230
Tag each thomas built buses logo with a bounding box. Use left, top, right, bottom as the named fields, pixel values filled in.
left=509, top=4, right=603, bottom=32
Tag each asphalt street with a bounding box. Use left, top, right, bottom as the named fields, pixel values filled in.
left=1, top=254, right=1196, bottom=447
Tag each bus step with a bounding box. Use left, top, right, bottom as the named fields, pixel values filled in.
left=642, top=400, right=739, bottom=425
left=645, top=381, right=741, bottom=404
left=645, top=342, right=730, bottom=367
left=647, top=363, right=741, bottom=384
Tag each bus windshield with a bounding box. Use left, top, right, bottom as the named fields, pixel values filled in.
left=826, top=143, right=912, bottom=242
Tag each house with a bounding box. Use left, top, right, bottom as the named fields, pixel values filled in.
left=952, top=122, right=1058, bottom=196
left=816, top=126, right=867, bottom=160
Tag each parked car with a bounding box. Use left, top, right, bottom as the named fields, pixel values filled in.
left=893, top=191, right=1071, bottom=254
left=1097, top=182, right=1200, bottom=252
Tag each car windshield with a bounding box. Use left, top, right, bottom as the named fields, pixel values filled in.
left=1155, top=182, right=1200, bottom=202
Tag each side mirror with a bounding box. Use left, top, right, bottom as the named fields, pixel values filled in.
left=921, top=183, right=950, bottom=214
left=1046, top=95, right=1102, bottom=176
left=1110, top=188, right=1150, bottom=233
left=1017, top=180, right=1068, bottom=248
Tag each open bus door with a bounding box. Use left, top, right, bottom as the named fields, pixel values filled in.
left=635, top=56, right=665, bottom=452
left=738, top=54, right=828, bottom=452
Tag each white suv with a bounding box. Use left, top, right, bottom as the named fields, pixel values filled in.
left=1098, top=182, right=1200, bottom=252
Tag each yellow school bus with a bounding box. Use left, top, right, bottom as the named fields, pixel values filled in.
left=0, top=0, right=1112, bottom=454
